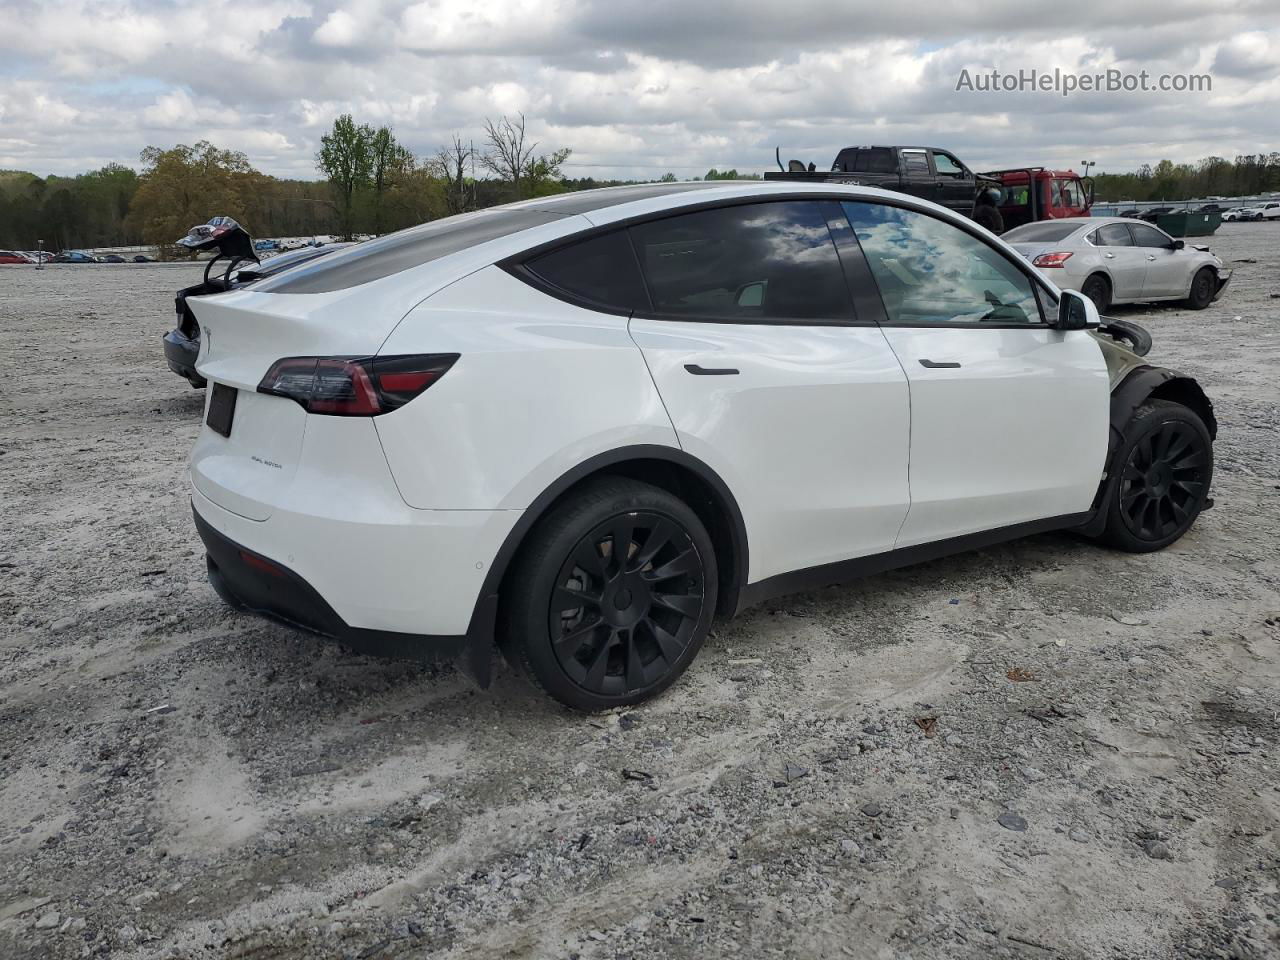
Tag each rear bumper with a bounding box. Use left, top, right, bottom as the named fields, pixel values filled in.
left=194, top=502, right=497, bottom=681
left=163, top=328, right=206, bottom=387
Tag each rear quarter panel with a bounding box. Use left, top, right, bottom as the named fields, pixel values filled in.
left=374, top=266, right=679, bottom=510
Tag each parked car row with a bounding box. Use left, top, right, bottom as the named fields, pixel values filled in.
left=1222, top=202, right=1280, bottom=221
left=0, top=249, right=156, bottom=264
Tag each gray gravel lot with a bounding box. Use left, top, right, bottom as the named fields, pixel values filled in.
left=2, top=225, right=1279, bottom=960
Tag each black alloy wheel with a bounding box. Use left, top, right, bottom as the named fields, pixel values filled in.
left=1101, top=400, right=1212, bottom=552
left=549, top=511, right=705, bottom=697
left=500, top=477, right=718, bottom=710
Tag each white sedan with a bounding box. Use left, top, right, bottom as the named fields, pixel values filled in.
left=1002, top=217, right=1231, bottom=312
left=185, top=183, right=1217, bottom=710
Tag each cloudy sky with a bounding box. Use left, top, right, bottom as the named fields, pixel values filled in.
left=1, top=0, right=1277, bottom=180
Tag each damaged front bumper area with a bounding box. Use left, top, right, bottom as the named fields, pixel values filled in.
left=1211, top=267, right=1232, bottom=301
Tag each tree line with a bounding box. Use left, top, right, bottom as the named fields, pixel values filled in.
left=1091, top=154, right=1280, bottom=203
left=6, top=117, right=1277, bottom=253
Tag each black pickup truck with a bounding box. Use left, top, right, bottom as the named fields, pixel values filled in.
left=764, top=145, right=988, bottom=216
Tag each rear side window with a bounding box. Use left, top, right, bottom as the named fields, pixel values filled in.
left=902, top=151, right=930, bottom=176
left=628, top=200, right=854, bottom=323
left=524, top=230, right=648, bottom=313
left=251, top=208, right=563, bottom=294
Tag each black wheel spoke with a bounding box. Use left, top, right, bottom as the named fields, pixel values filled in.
left=647, top=617, right=686, bottom=664
left=572, top=539, right=606, bottom=578
left=652, top=591, right=700, bottom=617
left=1172, top=450, right=1207, bottom=471
left=583, top=632, right=614, bottom=690
left=554, top=617, right=603, bottom=655
left=643, top=547, right=699, bottom=583
left=554, top=585, right=600, bottom=612
left=623, top=630, right=645, bottom=692
left=633, top=519, right=676, bottom=569
left=610, top=517, right=635, bottom=574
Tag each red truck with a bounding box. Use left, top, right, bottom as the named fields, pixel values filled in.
left=983, top=167, right=1095, bottom=229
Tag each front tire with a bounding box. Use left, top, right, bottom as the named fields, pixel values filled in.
left=1098, top=400, right=1213, bottom=553
left=499, top=477, right=717, bottom=711
left=1185, top=267, right=1216, bottom=310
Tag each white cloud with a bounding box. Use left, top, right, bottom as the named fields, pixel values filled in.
left=0, top=0, right=1275, bottom=179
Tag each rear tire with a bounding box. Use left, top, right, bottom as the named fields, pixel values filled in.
left=1185, top=267, right=1216, bottom=310
left=1098, top=400, right=1213, bottom=553
left=1081, top=274, right=1111, bottom=313
left=499, top=477, right=717, bottom=711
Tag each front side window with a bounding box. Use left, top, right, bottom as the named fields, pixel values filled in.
left=932, top=152, right=964, bottom=177
left=842, top=201, right=1042, bottom=326
left=1129, top=223, right=1172, bottom=248
left=628, top=201, right=853, bottom=323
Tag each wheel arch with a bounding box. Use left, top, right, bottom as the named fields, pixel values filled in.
left=474, top=445, right=749, bottom=653
left=1082, top=364, right=1217, bottom=536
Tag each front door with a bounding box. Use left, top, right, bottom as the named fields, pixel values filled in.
left=931, top=150, right=973, bottom=213
left=1130, top=222, right=1186, bottom=297
left=625, top=199, right=912, bottom=584
left=840, top=200, right=1110, bottom=547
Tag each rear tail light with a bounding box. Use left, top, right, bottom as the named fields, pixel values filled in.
left=1032, top=251, right=1074, bottom=268
left=257, top=354, right=458, bottom=416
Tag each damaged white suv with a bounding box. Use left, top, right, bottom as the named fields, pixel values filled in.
left=186, top=182, right=1215, bottom=710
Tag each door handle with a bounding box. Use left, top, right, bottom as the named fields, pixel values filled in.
left=919, top=359, right=961, bottom=369
left=1103, top=252, right=1115, bottom=259
left=684, top=363, right=739, bottom=376
left=1147, top=255, right=1156, bottom=261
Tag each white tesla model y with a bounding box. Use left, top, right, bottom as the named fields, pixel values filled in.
left=186, top=182, right=1216, bottom=710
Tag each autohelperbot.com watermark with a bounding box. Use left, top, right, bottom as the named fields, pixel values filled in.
left=955, top=67, right=1211, bottom=97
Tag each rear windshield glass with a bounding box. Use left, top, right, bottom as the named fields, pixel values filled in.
left=1002, top=222, right=1081, bottom=242
left=251, top=208, right=564, bottom=294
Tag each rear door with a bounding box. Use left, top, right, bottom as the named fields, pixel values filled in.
left=1130, top=222, right=1185, bottom=297
left=900, top=149, right=937, bottom=204
left=840, top=200, right=1109, bottom=546
left=625, top=199, right=912, bottom=584
left=1093, top=222, right=1147, bottom=299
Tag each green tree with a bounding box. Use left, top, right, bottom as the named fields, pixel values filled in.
left=369, top=126, right=412, bottom=234
left=128, top=141, right=261, bottom=252
left=317, top=114, right=374, bottom=238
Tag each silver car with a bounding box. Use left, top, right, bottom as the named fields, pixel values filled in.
left=1002, top=217, right=1231, bottom=312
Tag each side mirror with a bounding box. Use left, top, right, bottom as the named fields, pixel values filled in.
left=1171, top=239, right=1184, bottom=250
left=1054, top=289, right=1100, bottom=330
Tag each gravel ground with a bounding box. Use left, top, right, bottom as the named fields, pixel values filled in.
left=2, top=224, right=1279, bottom=960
